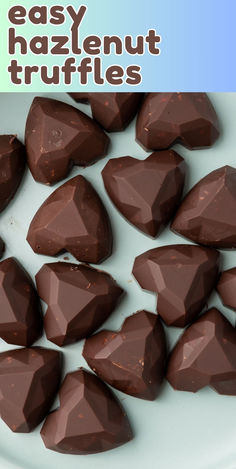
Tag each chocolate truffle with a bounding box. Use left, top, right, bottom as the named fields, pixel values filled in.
left=40, top=368, right=132, bottom=454
left=167, top=308, right=236, bottom=395
left=68, top=93, right=90, bottom=103
left=88, top=93, right=143, bottom=132
left=217, top=268, right=236, bottom=311
left=0, top=258, right=43, bottom=346
left=172, top=166, right=236, bottom=249
left=27, top=175, right=112, bottom=264
left=0, top=347, right=61, bottom=432
left=36, top=262, right=123, bottom=346
left=83, top=310, right=167, bottom=400
left=69, top=92, right=143, bottom=132
left=102, top=150, right=185, bottom=237
left=25, top=97, right=109, bottom=184
left=132, top=245, right=219, bottom=327
left=0, top=135, right=25, bottom=212
left=136, top=93, right=220, bottom=150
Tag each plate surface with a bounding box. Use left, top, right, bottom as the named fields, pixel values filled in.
left=0, top=93, right=236, bottom=469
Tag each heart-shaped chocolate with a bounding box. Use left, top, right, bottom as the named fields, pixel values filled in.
left=102, top=150, right=185, bottom=237
left=40, top=369, right=132, bottom=454
left=0, top=347, right=61, bottom=432
left=172, top=166, right=236, bottom=249
left=132, top=245, right=220, bottom=327
left=69, top=92, right=143, bottom=132
left=136, top=93, right=220, bottom=150
left=88, top=93, right=143, bottom=132
left=36, top=262, right=123, bottom=346
left=83, top=310, right=167, bottom=400
left=0, top=257, right=43, bottom=346
left=167, top=308, right=236, bottom=395
left=25, top=97, right=109, bottom=184
left=0, top=135, right=25, bottom=212
left=27, top=175, right=112, bottom=264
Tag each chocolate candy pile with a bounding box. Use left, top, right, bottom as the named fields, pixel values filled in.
left=0, top=92, right=236, bottom=456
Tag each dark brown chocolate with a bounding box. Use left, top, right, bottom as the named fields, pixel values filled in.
left=88, top=93, right=143, bottom=132
left=27, top=175, right=112, bottom=264
left=25, top=97, right=109, bottom=184
left=102, top=150, right=185, bottom=237
left=172, top=166, right=236, bottom=249
left=132, top=245, right=220, bottom=327
left=0, top=258, right=43, bottom=346
left=136, top=93, right=220, bottom=150
left=69, top=92, right=143, bottom=132
left=40, top=368, right=132, bottom=454
left=0, top=238, right=4, bottom=258
left=36, top=262, right=123, bottom=346
left=217, top=268, right=236, bottom=311
left=0, top=347, right=61, bottom=432
left=0, top=135, right=25, bottom=212
left=167, top=308, right=236, bottom=395
left=83, top=310, right=167, bottom=400
left=68, top=93, right=90, bottom=103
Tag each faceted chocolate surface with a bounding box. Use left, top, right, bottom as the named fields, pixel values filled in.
left=0, top=258, right=43, bottom=346
left=25, top=97, right=109, bottom=184
left=40, top=368, right=133, bottom=454
left=217, top=268, right=236, bottom=311
left=167, top=308, right=236, bottom=395
left=172, top=166, right=236, bottom=249
left=136, top=93, right=220, bottom=150
left=83, top=310, right=167, bottom=400
left=68, top=93, right=90, bottom=103
left=0, top=135, right=25, bottom=212
left=88, top=93, right=143, bottom=132
left=27, top=175, right=112, bottom=264
left=0, top=347, right=61, bottom=432
left=132, top=245, right=219, bottom=327
left=102, top=150, right=185, bottom=237
left=69, top=92, right=143, bottom=132
left=36, top=262, right=123, bottom=346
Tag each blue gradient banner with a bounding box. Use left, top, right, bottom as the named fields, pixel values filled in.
left=0, top=0, right=235, bottom=91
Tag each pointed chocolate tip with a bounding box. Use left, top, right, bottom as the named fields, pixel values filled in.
left=171, top=166, right=236, bottom=249
left=102, top=150, right=185, bottom=238
left=83, top=310, right=167, bottom=400
left=133, top=244, right=220, bottom=327
left=27, top=175, right=112, bottom=264
left=40, top=368, right=132, bottom=454
left=0, top=347, right=61, bottom=432
left=167, top=308, right=236, bottom=395
left=36, top=262, right=123, bottom=346
left=136, top=92, right=220, bottom=151
left=25, top=97, right=109, bottom=184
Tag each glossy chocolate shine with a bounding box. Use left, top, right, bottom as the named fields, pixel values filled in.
left=102, top=150, right=185, bottom=237
left=27, top=175, right=112, bottom=264
left=167, top=308, right=236, bottom=395
left=83, top=310, right=167, bottom=400
left=0, top=347, right=61, bottom=432
left=133, top=245, right=220, bottom=327
left=136, top=92, right=220, bottom=150
left=36, top=262, right=123, bottom=346
left=25, top=97, right=109, bottom=184
left=41, top=369, right=132, bottom=454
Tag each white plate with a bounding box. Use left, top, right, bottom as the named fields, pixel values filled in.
left=0, top=93, right=236, bottom=469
